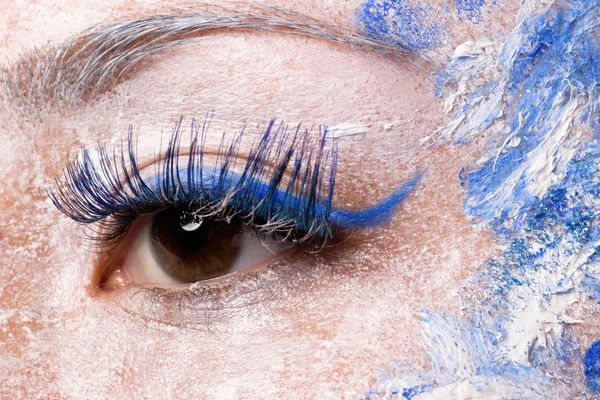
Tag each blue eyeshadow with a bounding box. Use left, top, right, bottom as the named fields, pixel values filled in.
left=356, top=0, right=446, bottom=51
left=585, top=341, right=600, bottom=393
left=455, top=0, right=486, bottom=24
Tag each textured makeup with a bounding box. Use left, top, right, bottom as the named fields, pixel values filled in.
left=367, top=0, right=600, bottom=397
left=585, top=341, right=600, bottom=392
left=356, top=0, right=447, bottom=51
left=454, top=0, right=485, bottom=24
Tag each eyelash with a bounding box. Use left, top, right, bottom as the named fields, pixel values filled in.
left=47, top=116, right=338, bottom=248
left=121, top=257, right=302, bottom=328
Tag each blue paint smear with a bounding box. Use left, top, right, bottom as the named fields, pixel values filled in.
left=477, top=139, right=600, bottom=300
left=402, top=384, right=434, bottom=399
left=459, top=0, right=600, bottom=393
left=584, top=341, right=600, bottom=393
left=582, top=274, right=600, bottom=303
left=464, top=0, right=600, bottom=228
left=357, top=0, right=446, bottom=51
left=455, top=0, right=486, bottom=24
left=367, top=1, right=600, bottom=396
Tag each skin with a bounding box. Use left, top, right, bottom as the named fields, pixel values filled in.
left=0, top=0, right=594, bottom=398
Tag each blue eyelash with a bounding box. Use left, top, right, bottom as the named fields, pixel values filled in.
left=48, top=116, right=338, bottom=246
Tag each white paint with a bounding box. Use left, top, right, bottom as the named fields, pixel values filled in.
left=415, top=377, right=532, bottom=400
left=371, top=1, right=598, bottom=397
left=436, top=38, right=505, bottom=142
left=326, top=122, right=371, bottom=138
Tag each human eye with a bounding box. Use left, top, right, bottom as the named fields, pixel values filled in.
left=47, top=117, right=343, bottom=324
left=47, top=115, right=419, bottom=326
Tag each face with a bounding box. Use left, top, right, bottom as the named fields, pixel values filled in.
left=1, top=0, right=599, bottom=398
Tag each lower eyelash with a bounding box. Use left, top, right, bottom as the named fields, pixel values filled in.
left=47, top=115, right=338, bottom=247
left=121, top=263, right=286, bottom=329
left=118, top=246, right=343, bottom=329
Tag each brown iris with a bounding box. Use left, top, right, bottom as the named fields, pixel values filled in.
left=150, top=207, right=242, bottom=282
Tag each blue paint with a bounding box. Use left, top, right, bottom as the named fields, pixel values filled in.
left=474, top=139, right=600, bottom=301
left=330, top=173, right=421, bottom=229
left=368, top=135, right=600, bottom=393
left=529, top=336, right=580, bottom=378
left=459, top=167, right=468, bottom=187
left=368, top=1, right=600, bottom=396
left=582, top=274, right=600, bottom=303
left=458, top=0, right=600, bottom=392
left=463, top=1, right=600, bottom=226
left=402, top=384, right=434, bottom=399
left=455, top=0, right=485, bottom=24
left=357, top=0, right=446, bottom=51
left=584, top=341, right=600, bottom=393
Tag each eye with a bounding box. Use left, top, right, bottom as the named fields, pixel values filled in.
left=49, top=117, right=416, bottom=319
left=104, top=205, right=295, bottom=287
left=47, top=118, right=343, bottom=305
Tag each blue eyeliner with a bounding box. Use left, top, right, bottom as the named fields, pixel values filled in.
left=329, top=173, right=421, bottom=228
left=153, top=168, right=420, bottom=230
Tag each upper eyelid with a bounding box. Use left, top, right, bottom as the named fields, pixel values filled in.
left=48, top=115, right=423, bottom=249
left=2, top=4, right=417, bottom=116
left=48, top=118, right=339, bottom=246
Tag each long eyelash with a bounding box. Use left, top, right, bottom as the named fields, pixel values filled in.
left=47, top=115, right=338, bottom=248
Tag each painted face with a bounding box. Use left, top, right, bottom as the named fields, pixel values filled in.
left=1, top=0, right=599, bottom=398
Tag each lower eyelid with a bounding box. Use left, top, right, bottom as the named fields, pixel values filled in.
left=113, top=258, right=295, bottom=329
left=95, top=224, right=359, bottom=328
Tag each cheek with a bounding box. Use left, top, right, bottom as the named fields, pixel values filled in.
left=7, top=144, right=494, bottom=398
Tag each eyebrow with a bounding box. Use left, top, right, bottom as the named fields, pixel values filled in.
left=1, top=4, right=416, bottom=117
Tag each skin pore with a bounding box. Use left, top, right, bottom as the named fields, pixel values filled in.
left=1, top=0, right=597, bottom=398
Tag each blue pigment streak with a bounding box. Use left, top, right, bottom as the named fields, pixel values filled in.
left=402, top=384, right=434, bottom=399
left=584, top=341, right=600, bottom=393
left=356, top=0, right=446, bottom=51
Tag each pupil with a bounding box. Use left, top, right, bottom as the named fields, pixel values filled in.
left=150, top=206, right=241, bottom=282
left=180, top=211, right=204, bottom=232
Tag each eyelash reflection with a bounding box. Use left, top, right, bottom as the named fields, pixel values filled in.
left=47, top=117, right=338, bottom=248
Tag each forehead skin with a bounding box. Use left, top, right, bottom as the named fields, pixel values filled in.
left=0, top=0, right=555, bottom=398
